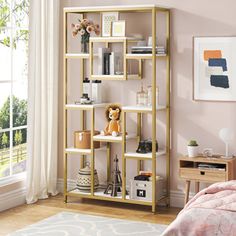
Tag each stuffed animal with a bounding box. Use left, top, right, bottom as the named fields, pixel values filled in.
left=101, top=104, right=121, bottom=137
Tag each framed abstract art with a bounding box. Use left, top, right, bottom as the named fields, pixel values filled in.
left=193, top=36, right=236, bottom=101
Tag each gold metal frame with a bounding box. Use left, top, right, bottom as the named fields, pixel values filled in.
left=63, top=5, right=171, bottom=213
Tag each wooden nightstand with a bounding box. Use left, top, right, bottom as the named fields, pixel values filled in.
left=179, top=156, right=236, bottom=204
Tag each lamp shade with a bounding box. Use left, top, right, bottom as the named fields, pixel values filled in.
left=219, top=128, right=234, bottom=143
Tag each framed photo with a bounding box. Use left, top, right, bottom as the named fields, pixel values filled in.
left=101, top=12, right=119, bottom=37
left=193, top=36, right=236, bottom=101
left=112, top=21, right=126, bottom=37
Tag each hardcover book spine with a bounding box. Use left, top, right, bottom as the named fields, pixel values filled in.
left=104, top=53, right=111, bottom=75
left=98, top=48, right=103, bottom=75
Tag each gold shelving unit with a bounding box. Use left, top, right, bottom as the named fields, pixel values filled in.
left=63, top=5, right=171, bottom=213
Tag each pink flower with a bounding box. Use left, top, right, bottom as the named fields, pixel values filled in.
left=75, top=24, right=80, bottom=30
left=80, top=28, right=85, bottom=35
left=95, top=30, right=100, bottom=36
left=72, top=30, right=78, bottom=37
left=94, top=24, right=99, bottom=30
left=81, top=19, right=89, bottom=27
left=86, top=25, right=94, bottom=34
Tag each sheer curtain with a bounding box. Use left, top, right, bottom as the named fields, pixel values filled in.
left=26, top=0, right=59, bottom=204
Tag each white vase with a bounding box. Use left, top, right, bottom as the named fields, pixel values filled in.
left=187, top=146, right=199, bottom=158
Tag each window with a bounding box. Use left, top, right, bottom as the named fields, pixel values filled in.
left=0, top=0, right=29, bottom=180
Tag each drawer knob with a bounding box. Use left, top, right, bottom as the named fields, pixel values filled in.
left=200, top=171, right=205, bottom=175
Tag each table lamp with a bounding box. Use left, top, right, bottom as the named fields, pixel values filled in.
left=219, top=128, right=234, bottom=159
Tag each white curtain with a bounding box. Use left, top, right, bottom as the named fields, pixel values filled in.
left=26, top=0, right=59, bottom=204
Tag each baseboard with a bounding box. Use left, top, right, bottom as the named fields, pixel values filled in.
left=57, top=178, right=195, bottom=208
left=0, top=187, right=26, bottom=212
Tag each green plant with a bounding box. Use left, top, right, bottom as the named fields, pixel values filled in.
left=188, top=140, right=198, bottom=146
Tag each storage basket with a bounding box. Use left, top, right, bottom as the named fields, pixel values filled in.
left=129, top=176, right=164, bottom=202
left=74, top=130, right=100, bottom=149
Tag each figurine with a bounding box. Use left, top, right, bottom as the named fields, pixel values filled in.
left=101, top=104, right=121, bottom=137
left=104, top=155, right=126, bottom=197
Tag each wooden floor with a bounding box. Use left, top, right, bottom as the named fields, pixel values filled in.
left=0, top=194, right=180, bottom=236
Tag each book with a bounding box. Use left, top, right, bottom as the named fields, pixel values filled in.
left=103, top=52, right=111, bottom=75
left=98, top=48, right=111, bottom=75
left=131, top=45, right=166, bottom=54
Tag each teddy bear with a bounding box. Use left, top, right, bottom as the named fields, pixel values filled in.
left=100, top=104, right=121, bottom=137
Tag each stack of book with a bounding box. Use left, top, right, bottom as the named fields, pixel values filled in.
left=131, top=46, right=166, bottom=55
left=98, top=48, right=123, bottom=75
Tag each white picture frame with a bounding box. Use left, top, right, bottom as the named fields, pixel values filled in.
left=112, top=21, right=126, bottom=37
left=193, top=36, right=236, bottom=101
left=101, top=12, right=119, bottom=37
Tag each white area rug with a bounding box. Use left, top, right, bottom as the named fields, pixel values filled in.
left=9, top=211, right=168, bottom=236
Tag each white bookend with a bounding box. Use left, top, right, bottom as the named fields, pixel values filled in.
left=110, top=52, right=115, bottom=75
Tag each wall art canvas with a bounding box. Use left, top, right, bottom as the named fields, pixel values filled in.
left=193, top=37, right=236, bottom=101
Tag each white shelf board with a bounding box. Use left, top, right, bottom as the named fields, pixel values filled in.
left=124, top=150, right=166, bottom=159
left=64, top=5, right=169, bottom=13
left=68, top=188, right=153, bottom=204
left=68, top=188, right=91, bottom=196
left=65, top=53, right=89, bottom=59
left=126, top=53, right=167, bottom=59
left=122, top=105, right=167, bottom=112
left=94, top=191, right=124, bottom=199
left=93, top=133, right=136, bottom=142
left=65, top=146, right=106, bottom=155
left=91, top=75, right=125, bottom=80
left=65, top=103, right=108, bottom=110
left=65, top=148, right=91, bottom=154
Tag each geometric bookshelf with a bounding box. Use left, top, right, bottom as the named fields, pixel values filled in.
left=63, top=5, right=170, bottom=213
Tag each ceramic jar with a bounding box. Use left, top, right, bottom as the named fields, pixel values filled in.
left=187, top=146, right=199, bottom=158
left=77, top=163, right=99, bottom=191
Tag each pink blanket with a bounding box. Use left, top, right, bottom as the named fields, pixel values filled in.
left=162, top=181, right=236, bottom=236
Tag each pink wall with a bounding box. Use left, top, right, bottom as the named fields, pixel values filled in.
left=58, top=0, right=236, bottom=196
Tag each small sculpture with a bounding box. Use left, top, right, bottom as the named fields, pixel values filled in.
left=101, top=104, right=121, bottom=137
left=104, top=155, right=126, bottom=197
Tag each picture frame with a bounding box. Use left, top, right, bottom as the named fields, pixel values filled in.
left=101, top=12, right=119, bottom=37
left=193, top=36, right=236, bottom=101
left=111, top=21, right=126, bottom=37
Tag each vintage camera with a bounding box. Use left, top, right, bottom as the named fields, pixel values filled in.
left=136, top=139, right=158, bottom=154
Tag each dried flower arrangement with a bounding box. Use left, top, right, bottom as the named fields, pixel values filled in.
left=71, top=19, right=100, bottom=52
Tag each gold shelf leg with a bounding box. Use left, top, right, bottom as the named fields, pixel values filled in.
left=138, top=59, right=142, bottom=80
left=122, top=111, right=126, bottom=200
left=166, top=9, right=171, bottom=207
left=137, top=113, right=142, bottom=175
left=124, top=39, right=127, bottom=80
left=107, top=142, right=111, bottom=182
left=63, top=10, right=68, bottom=204
left=151, top=7, right=157, bottom=213
left=64, top=154, right=68, bottom=203
left=91, top=109, right=95, bottom=196
left=80, top=57, right=86, bottom=168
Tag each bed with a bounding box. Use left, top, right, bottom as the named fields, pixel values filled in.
left=162, top=181, right=236, bottom=236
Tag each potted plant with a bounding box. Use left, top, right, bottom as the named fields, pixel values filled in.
left=71, top=19, right=100, bottom=53
left=187, top=140, right=199, bottom=157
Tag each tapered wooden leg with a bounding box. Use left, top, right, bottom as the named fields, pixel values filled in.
left=195, top=181, right=200, bottom=194
left=184, top=180, right=191, bottom=205
left=64, top=195, right=67, bottom=203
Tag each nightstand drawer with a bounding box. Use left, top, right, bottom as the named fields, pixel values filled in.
left=179, top=168, right=226, bottom=182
